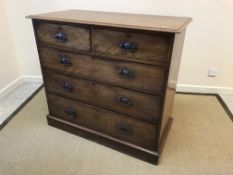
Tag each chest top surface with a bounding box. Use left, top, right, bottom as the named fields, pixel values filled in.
left=27, top=9, right=191, bottom=33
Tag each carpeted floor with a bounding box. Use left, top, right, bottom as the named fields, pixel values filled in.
left=0, top=89, right=232, bottom=175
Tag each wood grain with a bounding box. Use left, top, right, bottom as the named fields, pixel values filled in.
left=158, top=30, right=185, bottom=152
left=44, top=71, right=162, bottom=123
left=27, top=9, right=192, bottom=33
left=47, top=115, right=159, bottom=164
left=47, top=93, right=158, bottom=150
left=47, top=93, right=112, bottom=135
left=112, top=115, right=158, bottom=150
left=93, top=28, right=171, bottom=63
left=35, top=22, right=90, bottom=51
left=29, top=10, right=191, bottom=164
left=39, top=47, right=166, bottom=94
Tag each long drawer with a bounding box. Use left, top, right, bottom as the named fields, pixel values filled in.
left=40, top=47, right=165, bottom=94
left=93, top=28, right=171, bottom=64
left=47, top=93, right=158, bottom=150
left=36, top=22, right=90, bottom=51
left=44, top=71, right=162, bottom=123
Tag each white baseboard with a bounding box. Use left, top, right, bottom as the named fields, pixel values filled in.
left=22, top=75, right=43, bottom=82
left=177, top=84, right=233, bottom=94
left=0, top=75, right=43, bottom=99
left=0, top=77, right=24, bottom=99
left=1, top=75, right=232, bottom=99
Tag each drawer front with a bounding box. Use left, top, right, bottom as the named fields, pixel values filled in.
left=112, top=115, right=157, bottom=150
left=93, top=29, right=171, bottom=64
left=47, top=93, right=112, bottom=135
left=47, top=93, right=157, bottom=150
left=35, top=22, right=90, bottom=51
left=44, top=72, right=162, bottom=123
left=40, top=47, right=165, bottom=94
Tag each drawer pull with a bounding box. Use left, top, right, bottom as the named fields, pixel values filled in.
left=117, top=123, right=130, bottom=134
left=59, top=56, right=71, bottom=66
left=63, top=83, right=73, bottom=92
left=119, top=41, right=137, bottom=52
left=118, top=96, right=132, bottom=106
left=119, top=68, right=134, bottom=78
left=65, top=107, right=76, bottom=118
left=54, top=31, right=67, bottom=42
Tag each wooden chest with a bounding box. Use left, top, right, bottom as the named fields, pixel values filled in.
left=27, top=10, right=191, bottom=164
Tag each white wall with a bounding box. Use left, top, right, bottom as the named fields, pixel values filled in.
left=2, top=0, right=233, bottom=93
left=0, top=0, right=21, bottom=97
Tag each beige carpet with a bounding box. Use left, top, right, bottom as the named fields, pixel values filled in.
left=0, top=90, right=232, bottom=175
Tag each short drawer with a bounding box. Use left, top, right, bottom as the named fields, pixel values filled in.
left=93, top=28, right=171, bottom=64
left=35, top=22, right=90, bottom=51
left=44, top=72, right=162, bottom=123
left=47, top=93, right=158, bottom=150
left=40, top=47, right=165, bottom=94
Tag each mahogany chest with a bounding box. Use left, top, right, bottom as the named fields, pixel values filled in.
left=28, top=10, right=191, bottom=164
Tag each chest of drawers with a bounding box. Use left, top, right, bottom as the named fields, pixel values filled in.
left=28, top=10, right=191, bottom=164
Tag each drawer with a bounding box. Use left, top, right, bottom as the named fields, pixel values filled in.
left=44, top=72, right=162, bottom=123
left=47, top=93, right=158, bottom=150
left=35, top=22, right=90, bottom=51
left=47, top=93, right=112, bottom=135
left=40, top=47, right=165, bottom=94
left=93, top=28, right=171, bottom=64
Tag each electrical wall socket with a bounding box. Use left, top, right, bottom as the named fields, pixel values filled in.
left=208, top=68, right=218, bottom=77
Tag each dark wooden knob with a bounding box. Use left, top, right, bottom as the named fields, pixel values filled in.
left=119, top=41, right=137, bottom=52
left=117, top=123, right=130, bottom=134
left=63, top=83, right=73, bottom=92
left=59, top=56, right=71, bottom=66
left=65, top=107, right=76, bottom=118
left=118, top=68, right=134, bottom=78
left=118, top=96, right=132, bottom=106
left=54, top=31, right=67, bottom=42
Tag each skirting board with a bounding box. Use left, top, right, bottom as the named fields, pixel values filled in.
left=22, top=75, right=43, bottom=82
left=0, top=77, right=24, bottom=99
left=0, top=75, right=43, bottom=99
left=176, top=84, right=233, bottom=94
left=1, top=76, right=233, bottom=98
